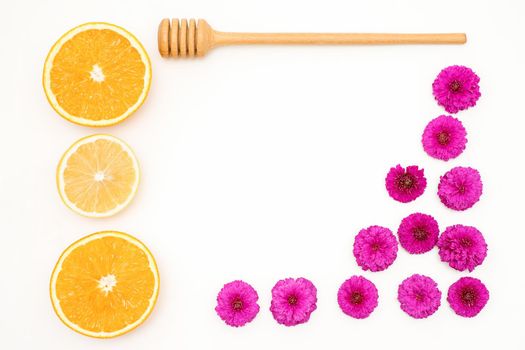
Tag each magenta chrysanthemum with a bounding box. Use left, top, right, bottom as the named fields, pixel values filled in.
left=337, top=276, right=378, bottom=319
left=398, top=274, right=441, bottom=319
left=270, top=277, right=317, bottom=326
left=437, top=225, right=487, bottom=272
left=422, top=115, right=467, bottom=161
left=438, top=166, right=483, bottom=211
left=432, top=65, right=481, bottom=114
left=353, top=225, right=398, bottom=272
left=385, top=165, right=427, bottom=203
left=215, top=280, right=260, bottom=327
left=448, top=277, right=489, bottom=317
left=397, top=213, right=439, bottom=254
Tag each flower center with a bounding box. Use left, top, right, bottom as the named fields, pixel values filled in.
left=371, top=242, right=381, bottom=252
left=415, top=291, right=424, bottom=302
left=350, top=291, right=363, bottom=305
left=287, top=294, right=298, bottom=306
left=231, top=297, right=244, bottom=311
left=437, top=131, right=450, bottom=145
left=456, top=184, right=466, bottom=194
left=397, top=173, right=415, bottom=190
left=461, top=288, right=477, bottom=306
left=449, top=80, right=462, bottom=92
left=412, top=227, right=429, bottom=241
left=460, top=237, right=472, bottom=247
left=98, top=274, right=117, bottom=294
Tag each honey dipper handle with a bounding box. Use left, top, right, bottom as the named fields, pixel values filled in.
left=213, top=32, right=467, bottom=46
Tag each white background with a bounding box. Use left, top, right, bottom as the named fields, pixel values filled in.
left=1, top=0, right=524, bottom=349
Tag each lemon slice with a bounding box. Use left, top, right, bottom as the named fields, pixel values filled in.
left=57, top=134, right=139, bottom=217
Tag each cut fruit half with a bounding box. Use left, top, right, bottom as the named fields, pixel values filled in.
left=43, top=22, right=151, bottom=126
left=50, top=231, right=160, bottom=338
left=57, top=134, right=140, bottom=217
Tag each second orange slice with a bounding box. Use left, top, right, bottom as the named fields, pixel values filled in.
left=50, top=231, right=159, bottom=338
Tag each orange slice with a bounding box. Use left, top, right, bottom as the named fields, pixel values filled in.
left=57, top=134, right=140, bottom=217
left=43, top=23, right=151, bottom=126
left=50, top=231, right=160, bottom=338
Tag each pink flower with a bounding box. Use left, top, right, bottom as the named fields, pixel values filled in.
left=215, top=280, right=260, bottom=327
left=353, top=226, right=398, bottom=272
left=397, top=213, right=439, bottom=254
left=337, top=276, right=378, bottom=319
left=385, top=165, right=427, bottom=203
left=448, top=277, right=489, bottom=317
left=422, top=115, right=467, bottom=161
left=432, top=65, right=481, bottom=114
left=438, top=224, right=487, bottom=272
left=398, top=274, right=441, bottom=319
left=438, top=166, right=483, bottom=211
left=270, top=277, right=317, bottom=326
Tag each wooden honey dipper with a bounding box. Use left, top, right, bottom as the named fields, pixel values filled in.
left=158, top=18, right=467, bottom=58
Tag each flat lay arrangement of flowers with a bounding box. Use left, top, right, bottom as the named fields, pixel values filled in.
left=42, top=21, right=488, bottom=338
left=211, top=64, right=487, bottom=327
